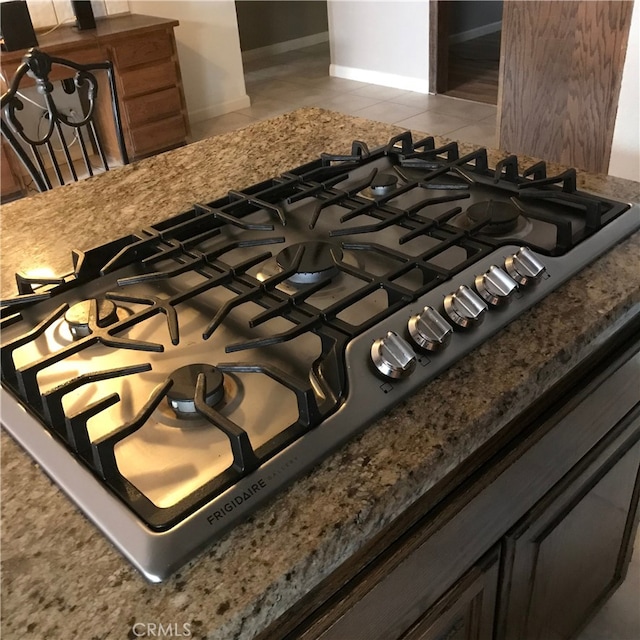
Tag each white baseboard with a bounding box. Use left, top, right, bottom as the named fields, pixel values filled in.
left=242, top=31, right=329, bottom=62
left=330, top=64, right=430, bottom=95
left=188, top=95, right=252, bottom=124
left=449, top=20, right=502, bottom=45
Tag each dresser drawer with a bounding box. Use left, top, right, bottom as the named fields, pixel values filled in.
left=118, top=60, right=177, bottom=98
left=111, top=30, right=174, bottom=69
left=124, top=87, right=183, bottom=128
left=128, top=114, right=186, bottom=156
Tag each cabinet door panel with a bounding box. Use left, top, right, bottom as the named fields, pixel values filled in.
left=499, top=414, right=640, bottom=640
left=402, top=547, right=500, bottom=640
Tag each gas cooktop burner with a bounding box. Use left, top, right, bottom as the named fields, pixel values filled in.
left=64, top=298, right=119, bottom=339
left=167, top=364, right=225, bottom=418
left=370, top=172, right=398, bottom=196
left=465, top=200, right=522, bottom=235
left=0, top=130, right=636, bottom=581
left=276, top=241, right=343, bottom=284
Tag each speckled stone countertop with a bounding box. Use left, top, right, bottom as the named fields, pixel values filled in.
left=1, top=109, right=639, bottom=640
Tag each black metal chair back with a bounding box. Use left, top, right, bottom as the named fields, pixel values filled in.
left=1, top=48, right=129, bottom=192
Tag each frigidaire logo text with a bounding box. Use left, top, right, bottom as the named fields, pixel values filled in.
left=207, top=479, right=267, bottom=524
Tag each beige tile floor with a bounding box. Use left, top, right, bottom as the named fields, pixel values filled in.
left=188, top=42, right=498, bottom=148
left=189, top=42, right=639, bottom=640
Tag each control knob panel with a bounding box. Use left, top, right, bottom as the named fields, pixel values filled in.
left=368, top=248, right=548, bottom=381
left=505, top=247, right=546, bottom=285
left=475, top=265, right=518, bottom=306
left=443, top=285, right=488, bottom=329
left=408, top=306, right=453, bottom=351
left=370, top=331, right=417, bottom=379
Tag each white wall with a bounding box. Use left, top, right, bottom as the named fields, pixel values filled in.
left=127, top=1, right=249, bottom=123
left=327, top=0, right=429, bottom=93
left=609, top=1, right=640, bottom=182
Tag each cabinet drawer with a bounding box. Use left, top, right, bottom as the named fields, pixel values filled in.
left=119, top=60, right=177, bottom=98
left=125, top=87, right=183, bottom=128
left=111, top=31, right=174, bottom=69
left=129, top=114, right=186, bottom=156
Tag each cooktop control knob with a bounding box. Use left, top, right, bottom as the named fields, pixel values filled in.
left=475, top=265, right=518, bottom=306
left=408, top=306, right=453, bottom=351
left=444, top=285, right=488, bottom=329
left=371, top=331, right=417, bottom=379
left=505, top=247, right=546, bottom=286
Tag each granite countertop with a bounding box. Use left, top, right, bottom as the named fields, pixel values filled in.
left=1, top=109, right=639, bottom=640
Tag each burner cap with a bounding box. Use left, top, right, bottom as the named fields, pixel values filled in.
left=370, top=172, right=398, bottom=196
left=64, top=298, right=119, bottom=339
left=466, top=200, right=521, bottom=235
left=276, top=241, right=343, bottom=284
left=167, top=364, right=225, bottom=418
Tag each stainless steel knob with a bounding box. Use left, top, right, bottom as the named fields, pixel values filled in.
left=371, top=331, right=417, bottom=379
left=505, top=247, right=546, bottom=286
left=408, top=306, right=453, bottom=351
left=443, top=285, right=488, bottom=329
left=475, top=265, right=518, bottom=306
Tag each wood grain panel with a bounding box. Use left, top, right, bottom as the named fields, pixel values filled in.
left=497, top=1, right=633, bottom=173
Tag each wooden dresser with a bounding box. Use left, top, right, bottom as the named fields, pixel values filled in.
left=1, top=14, right=190, bottom=199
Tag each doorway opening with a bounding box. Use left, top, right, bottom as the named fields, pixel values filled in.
left=430, top=0, right=503, bottom=105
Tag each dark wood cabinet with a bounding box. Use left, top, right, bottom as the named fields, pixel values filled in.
left=498, top=432, right=640, bottom=640
left=268, top=335, right=640, bottom=640
left=401, top=547, right=500, bottom=640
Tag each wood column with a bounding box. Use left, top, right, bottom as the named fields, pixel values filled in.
left=497, top=0, right=633, bottom=173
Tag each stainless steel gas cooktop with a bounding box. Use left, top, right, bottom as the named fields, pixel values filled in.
left=1, top=132, right=638, bottom=581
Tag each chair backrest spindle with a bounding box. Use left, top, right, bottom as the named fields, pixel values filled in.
left=76, top=127, right=94, bottom=177
left=53, top=119, right=77, bottom=182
